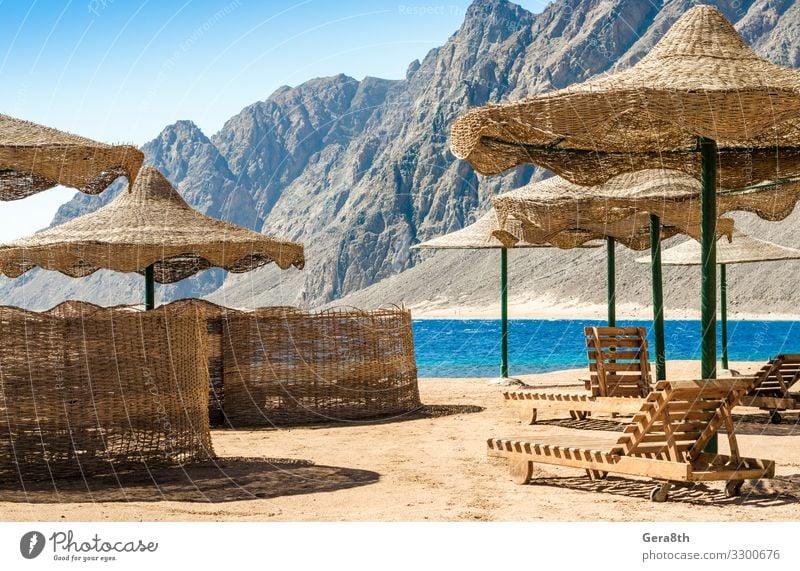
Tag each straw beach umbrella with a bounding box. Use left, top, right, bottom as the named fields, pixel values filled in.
left=491, top=170, right=737, bottom=381
left=0, top=166, right=304, bottom=309
left=413, top=208, right=599, bottom=380
left=451, top=5, right=800, bottom=397
left=0, top=114, right=143, bottom=199
left=636, top=232, right=800, bottom=370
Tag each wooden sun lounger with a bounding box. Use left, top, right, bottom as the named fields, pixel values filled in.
left=740, top=354, right=800, bottom=423
left=489, top=378, right=774, bottom=502
left=507, top=325, right=798, bottom=424
left=507, top=326, right=651, bottom=423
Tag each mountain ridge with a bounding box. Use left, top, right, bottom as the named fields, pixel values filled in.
left=4, top=0, right=800, bottom=317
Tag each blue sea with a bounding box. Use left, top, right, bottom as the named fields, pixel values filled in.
left=412, top=319, right=800, bottom=378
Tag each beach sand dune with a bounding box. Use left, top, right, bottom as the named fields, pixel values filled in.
left=1, top=360, right=798, bottom=521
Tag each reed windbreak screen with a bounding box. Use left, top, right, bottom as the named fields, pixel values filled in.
left=218, top=306, right=420, bottom=426
left=0, top=304, right=213, bottom=482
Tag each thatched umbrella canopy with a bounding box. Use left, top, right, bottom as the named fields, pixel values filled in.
left=0, top=166, right=304, bottom=308
left=414, top=208, right=550, bottom=250
left=643, top=232, right=800, bottom=267
left=413, top=208, right=599, bottom=378
left=0, top=114, right=143, bottom=199
left=636, top=232, right=800, bottom=369
left=491, top=170, right=739, bottom=250
left=490, top=169, right=739, bottom=380
left=450, top=6, right=800, bottom=188
left=451, top=5, right=800, bottom=397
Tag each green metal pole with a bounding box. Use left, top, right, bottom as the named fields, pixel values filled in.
left=650, top=215, right=666, bottom=381
left=700, top=136, right=718, bottom=453
left=500, top=247, right=509, bottom=378
left=720, top=263, right=729, bottom=370
left=607, top=237, right=616, bottom=327
left=145, top=264, right=155, bottom=311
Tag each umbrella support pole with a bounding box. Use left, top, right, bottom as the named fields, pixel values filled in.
left=700, top=136, right=718, bottom=453
left=145, top=265, right=155, bottom=311
left=500, top=248, right=509, bottom=378
left=607, top=237, right=616, bottom=327
left=650, top=215, right=666, bottom=381
left=720, top=263, right=729, bottom=370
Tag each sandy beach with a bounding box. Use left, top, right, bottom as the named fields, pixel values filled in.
left=1, top=359, right=797, bottom=522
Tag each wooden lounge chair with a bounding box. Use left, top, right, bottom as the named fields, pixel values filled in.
left=740, top=354, right=800, bottom=424
left=489, top=378, right=774, bottom=502
left=506, top=326, right=651, bottom=423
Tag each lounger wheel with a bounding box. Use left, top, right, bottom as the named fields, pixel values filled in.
left=769, top=410, right=782, bottom=424
left=569, top=410, right=588, bottom=421
left=649, top=482, right=672, bottom=503
left=509, top=460, right=534, bottom=485
left=518, top=407, right=537, bottom=425
left=724, top=480, right=744, bottom=498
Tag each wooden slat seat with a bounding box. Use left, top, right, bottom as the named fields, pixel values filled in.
left=489, top=378, right=774, bottom=501
left=586, top=326, right=651, bottom=398
left=505, top=326, right=651, bottom=423
left=739, top=354, right=800, bottom=417
left=508, top=326, right=798, bottom=424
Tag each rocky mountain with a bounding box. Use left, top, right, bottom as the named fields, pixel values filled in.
left=4, top=0, right=800, bottom=316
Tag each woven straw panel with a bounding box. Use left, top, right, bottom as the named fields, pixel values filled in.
left=0, top=303, right=214, bottom=482
left=636, top=230, right=800, bottom=266
left=414, top=208, right=602, bottom=250
left=221, top=306, right=421, bottom=426
left=469, top=141, right=800, bottom=190
left=162, top=299, right=255, bottom=427
left=490, top=171, right=746, bottom=250
left=450, top=6, right=800, bottom=187
left=0, top=114, right=143, bottom=200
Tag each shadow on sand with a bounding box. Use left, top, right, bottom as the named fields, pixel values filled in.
left=730, top=412, right=800, bottom=436
left=524, top=473, right=800, bottom=507
left=536, top=411, right=800, bottom=437
left=0, top=457, right=378, bottom=504
left=536, top=417, right=627, bottom=432
left=221, top=404, right=486, bottom=432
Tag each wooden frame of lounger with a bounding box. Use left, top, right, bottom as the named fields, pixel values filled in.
left=490, top=378, right=774, bottom=501
left=507, top=327, right=799, bottom=424
left=507, top=326, right=651, bottom=423
left=740, top=354, right=800, bottom=422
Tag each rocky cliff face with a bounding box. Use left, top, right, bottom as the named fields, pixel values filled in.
left=4, top=0, right=800, bottom=315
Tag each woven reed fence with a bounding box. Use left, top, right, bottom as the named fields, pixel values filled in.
left=165, top=300, right=238, bottom=427
left=217, top=304, right=420, bottom=426
left=160, top=300, right=420, bottom=426
left=0, top=303, right=213, bottom=482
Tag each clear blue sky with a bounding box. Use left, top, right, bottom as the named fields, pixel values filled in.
left=0, top=0, right=549, bottom=241
left=1, top=0, right=550, bottom=144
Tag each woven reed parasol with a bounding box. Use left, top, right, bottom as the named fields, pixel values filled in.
left=414, top=208, right=599, bottom=378
left=414, top=208, right=549, bottom=250
left=0, top=166, right=305, bottom=308
left=491, top=169, right=740, bottom=380
left=491, top=170, right=740, bottom=250
left=636, top=232, right=800, bottom=369
left=450, top=6, right=800, bottom=186
left=0, top=114, right=143, bottom=199
left=451, top=6, right=800, bottom=409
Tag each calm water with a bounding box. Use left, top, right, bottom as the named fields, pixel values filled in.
left=412, top=319, right=800, bottom=378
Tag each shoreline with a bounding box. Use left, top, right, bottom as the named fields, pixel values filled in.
left=406, top=299, right=800, bottom=321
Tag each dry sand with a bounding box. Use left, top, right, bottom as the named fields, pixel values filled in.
left=1, top=360, right=798, bottom=522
